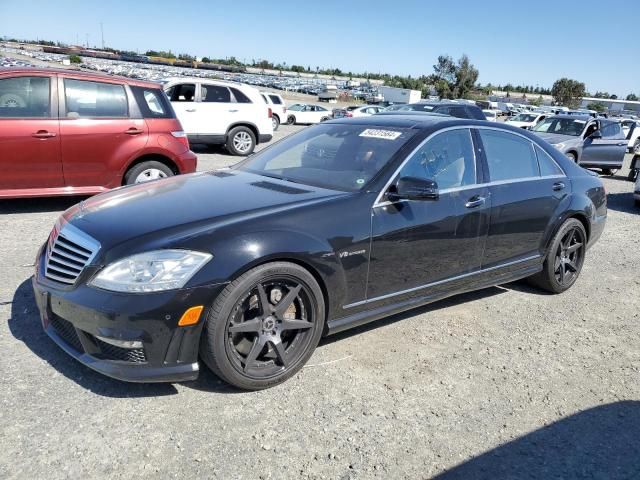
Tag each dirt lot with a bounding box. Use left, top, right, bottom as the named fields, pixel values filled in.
left=1, top=129, right=639, bottom=479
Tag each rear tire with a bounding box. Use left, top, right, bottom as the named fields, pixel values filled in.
left=287, top=115, right=296, bottom=125
left=628, top=169, right=638, bottom=182
left=633, top=139, right=640, bottom=154
left=226, top=126, right=256, bottom=156
left=272, top=115, right=280, bottom=131
left=124, top=160, right=173, bottom=185
left=601, top=168, right=612, bottom=176
left=200, top=262, right=325, bottom=390
left=527, top=218, right=587, bottom=294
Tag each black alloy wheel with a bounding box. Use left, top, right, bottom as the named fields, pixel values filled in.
left=201, top=262, right=324, bottom=390
left=553, top=225, right=585, bottom=288
left=528, top=218, right=587, bottom=293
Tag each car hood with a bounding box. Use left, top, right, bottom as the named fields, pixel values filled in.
left=63, top=170, right=347, bottom=251
left=534, top=132, right=579, bottom=145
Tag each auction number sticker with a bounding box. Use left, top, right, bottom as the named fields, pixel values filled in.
left=359, top=129, right=402, bottom=140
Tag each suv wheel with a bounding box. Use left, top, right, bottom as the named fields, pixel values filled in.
left=124, top=161, right=173, bottom=185
left=226, top=127, right=256, bottom=156
left=200, top=262, right=325, bottom=390
left=527, top=218, right=587, bottom=294
left=272, top=115, right=280, bottom=131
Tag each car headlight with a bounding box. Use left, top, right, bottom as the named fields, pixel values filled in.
left=90, top=249, right=212, bottom=293
left=553, top=143, right=566, bottom=150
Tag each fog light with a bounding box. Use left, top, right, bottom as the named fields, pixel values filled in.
left=95, top=335, right=143, bottom=349
left=178, top=306, right=204, bottom=327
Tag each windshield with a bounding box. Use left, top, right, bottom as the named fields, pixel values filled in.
left=235, top=124, right=417, bottom=192
left=511, top=113, right=537, bottom=122
left=531, top=118, right=585, bottom=136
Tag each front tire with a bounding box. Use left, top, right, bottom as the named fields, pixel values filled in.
left=226, top=126, right=256, bottom=156
left=566, top=152, right=578, bottom=163
left=287, top=115, right=296, bottom=125
left=200, top=262, right=325, bottom=390
left=528, top=218, right=587, bottom=294
left=124, top=160, right=173, bottom=185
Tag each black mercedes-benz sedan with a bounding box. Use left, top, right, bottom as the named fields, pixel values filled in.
left=33, top=115, right=607, bottom=390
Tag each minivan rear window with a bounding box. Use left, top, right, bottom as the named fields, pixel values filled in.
left=131, top=86, right=175, bottom=119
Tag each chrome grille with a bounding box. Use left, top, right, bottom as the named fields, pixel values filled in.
left=45, top=222, right=100, bottom=285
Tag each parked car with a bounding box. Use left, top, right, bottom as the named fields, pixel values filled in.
left=164, top=78, right=273, bottom=156
left=260, top=91, right=286, bottom=131
left=530, top=115, right=627, bottom=175
left=388, top=101, right=487, bottom=120
left=0, top=68, right=197, bottom=199
left=33, top=115, right=606, bottom=390
left=618, top=118, right=640, bottom=154
left=634, top=168, right=640, bottom=206
left=333, top=105, right=385, bottom=118
left=506, top=112, right=547, bottom=129
left=482, top=109, right=500, bottom=122
left=286, top=103, right=331, bottom=124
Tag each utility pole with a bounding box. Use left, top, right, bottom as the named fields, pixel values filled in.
left=100, top=22, right=104, bottom=49
left=85, top=33, right=89, bottom=48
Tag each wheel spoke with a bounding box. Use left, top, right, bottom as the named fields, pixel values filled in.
left=554, top=256, right=561, bottom=272
left=275, top=285, right=302, bottom=317
left=229, top=318, right=261, bottom=333
left=566, top=242, right=583, bottom=254
left=566, top=260, right=578, bottom=273
left=280, top=319, right=313, bottom=331
left=256, top=284, right=272, bottom=315
left=270, top=338, right=288, bottom=367
left=243, top=337, right=265, bottom=373
left=558, top=263, right=565, bottom=283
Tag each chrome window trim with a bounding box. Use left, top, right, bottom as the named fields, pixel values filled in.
left=373, top=124, right=567, bottom=208
left=343, top=254, right=540, bottom=309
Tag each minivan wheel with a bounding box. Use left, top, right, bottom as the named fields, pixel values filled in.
left=227, top=127, right=256, bottom=156
left=566, top=152, right=577, bottom=163
left=272, top=116, right=280, bottom=131
left=124, top=161, right=173, bottom=185
left=200, top=262, right=325, bottom=390
left=287, top=115, right=296, bottom=125
left=527, top=218, right=587, bottom=294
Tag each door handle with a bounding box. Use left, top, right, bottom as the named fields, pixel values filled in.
left=553, top=181, right=565, bottom=191
left=465, top=196, right=485, bottom=208
left=185, top=108, right=196, bottom=112
left=32, top=130, right=56, bottom=138
left=616, top=142, right=627, bottom=146
left=228, top=109, right=239, bottom=113
left=125, top=128, right=144, bottom=135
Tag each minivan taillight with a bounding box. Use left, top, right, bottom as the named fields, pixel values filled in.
left=171, top=131, right=190, bottom=149
left=268, top=107, right=273, bottom=118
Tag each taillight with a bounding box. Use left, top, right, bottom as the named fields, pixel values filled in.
left=171, top=130, right=190, bottom=149
left=268, top=107, right=273, bottom=118
left=345, top=112, right=353, bottom=117
left=283, top=106, right=287, bottom=113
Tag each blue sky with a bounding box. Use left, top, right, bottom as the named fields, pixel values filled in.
left=1, top=0, right=636, bottom=96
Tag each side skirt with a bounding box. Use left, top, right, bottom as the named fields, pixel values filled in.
left=326, top=263, right=541, bottom=335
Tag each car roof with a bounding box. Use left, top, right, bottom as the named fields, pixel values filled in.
left=328, top=113, right=484, bottom=129
left=0, top=67, right=160, bottom=88
left=548, top=114, right=593, bottom=121
left=414, top=100, right=479, bottom=108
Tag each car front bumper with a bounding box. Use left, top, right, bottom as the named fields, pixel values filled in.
left=32, top=247, right=227, bottom=383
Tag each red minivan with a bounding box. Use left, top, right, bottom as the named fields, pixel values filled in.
left=0, top=68, right=197, bottom=199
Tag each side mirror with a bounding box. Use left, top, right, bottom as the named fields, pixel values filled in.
left=590, top=130, right=602, bottom=139
left=387, top=176, right=439, bottom=202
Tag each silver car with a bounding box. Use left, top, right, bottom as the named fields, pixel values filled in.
left=531, top=115, right=627, bottom=175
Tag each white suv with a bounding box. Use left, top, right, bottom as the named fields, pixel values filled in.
left=164, top=78, right=273, bottom=155
left=260, top=91, right=287, bottom=131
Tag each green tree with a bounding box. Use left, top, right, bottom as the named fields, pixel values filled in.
left=593, top=91, right=609, bottom=98
left=69, top=54, right=82, bottom=64
left=551, top=78, right=586, bottom=108
left=587, top=102, right=606, bottom=112
left=453, top=54, right=479, bottom=98
left=626, top=93, right=638, bottom=101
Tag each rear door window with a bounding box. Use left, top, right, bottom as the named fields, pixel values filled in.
left=449, top=106, right=469, bottom=119
left=0, top=76, right=51, bottom=117
left=534, top=144, right=564, bottom=176
left=64, top=79, right=128, bottom=118
left=479, top=129, right=539, bottom=181
left=201, top=85, right=231, bottom=103
left=268, top=95, right=282, bottom=105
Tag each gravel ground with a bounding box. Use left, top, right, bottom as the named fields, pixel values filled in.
left=1, top=129, right=639, bottom=479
